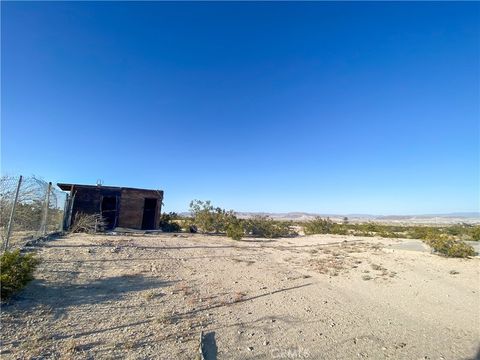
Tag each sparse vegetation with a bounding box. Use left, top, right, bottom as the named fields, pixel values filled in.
left=1, top=250, right=39, bottom=300
left=188, top=200, right=296, bottom=239
left=189, top=200, right=236, bottom=233
left=244, top=215, right=297, bottom=238
left=469, top=226, right=480, bottom=241
left=159, top=212, right=182, bottom=232
left=302, top=217, right=479, bottom=244
left=304, top=217, right=334, bottom=235
left=423, top=234, right=476, bottom=258
left=70, top=212, right=106, bottom=233
left=226, top=218, right=244, bottom=240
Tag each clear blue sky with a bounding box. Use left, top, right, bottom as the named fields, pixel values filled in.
left=2, top=2, right=479, bottom=215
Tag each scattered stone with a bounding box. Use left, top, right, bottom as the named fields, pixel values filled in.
left=449, top=270, right=459, bottom=275
left=263, top=340, right=269, bottom=346
left=247, top=346, right=254, bottom=351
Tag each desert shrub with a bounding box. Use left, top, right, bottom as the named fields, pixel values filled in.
left=1, top=250, right=39, bottom=300
left=159, top=212, right=181, bottom=232
left=349, top=222, right=383, bottom=237
left=244, top=216, right=296, bottom=238
left=407, top=226, right=439, bottom=240
left=469, top=226, right=480, bottom=241
left=424, top=234, right=476, bottom=258
left=70, top=212, right=106, bottom=233
left=330, top=223, right=348, bottom=235
left=362, top=222, right=379, bottom=233
left=303, top=217, right=333, bottom=235
left=189, top=200, right=236, bottom=233
left=226, top=219, right=244, bottom=240
left=445, top=224, right=465, bottom=236
left=377, top=230, right=398, bottom=239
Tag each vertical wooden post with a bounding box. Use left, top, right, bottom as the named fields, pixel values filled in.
left=4, top=175, right=23, bottom=251
left=40, top=182, right=52, bottom=236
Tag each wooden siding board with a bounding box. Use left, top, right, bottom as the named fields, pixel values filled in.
left=118, top=189, right=163, bottom=229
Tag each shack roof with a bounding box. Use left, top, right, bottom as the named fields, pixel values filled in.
left=57, top=183, right=163, bottom=194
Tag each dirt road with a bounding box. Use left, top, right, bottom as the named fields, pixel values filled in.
left=1, top=233, right=479, bottom=359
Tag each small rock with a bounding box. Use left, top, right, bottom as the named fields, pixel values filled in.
left=247, top=346, right=254, bottom=351
left=263, top=340, right=269, bottom=346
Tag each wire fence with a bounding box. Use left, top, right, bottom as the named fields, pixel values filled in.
left=0, top=175, right=67, bottom=252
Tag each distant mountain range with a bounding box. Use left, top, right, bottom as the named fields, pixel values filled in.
left=178, top=211, right=480, bottom=224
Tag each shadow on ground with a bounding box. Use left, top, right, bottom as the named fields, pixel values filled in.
left=203, top=331, right=218, bottom=360
left=8, top=274, right=174, bottom=313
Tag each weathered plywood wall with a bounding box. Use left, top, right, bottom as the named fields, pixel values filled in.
left=68, top=185, right=163, bottom=230
left=118, top=189, right=163, bottom=229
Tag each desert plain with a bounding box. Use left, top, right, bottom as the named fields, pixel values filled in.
left=1, top=233, right=479, bottom=359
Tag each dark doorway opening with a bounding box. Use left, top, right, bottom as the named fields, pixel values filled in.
left=101, top=196, right=118, bottom=230
left=142, top=198, right=157, bottom=230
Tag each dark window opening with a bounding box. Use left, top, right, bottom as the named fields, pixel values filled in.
left=101, top=196, right=118, bottom=230
left=142, top=198, right=157, bottom=230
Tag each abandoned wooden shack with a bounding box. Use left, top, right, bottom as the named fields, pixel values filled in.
left=57, top=183, right=164, bottom=231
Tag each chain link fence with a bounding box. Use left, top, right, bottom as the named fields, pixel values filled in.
left=0, top=175, right=67, bottom=251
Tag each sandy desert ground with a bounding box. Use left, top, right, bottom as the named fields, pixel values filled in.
left=1, top=233, right=479, bottom=359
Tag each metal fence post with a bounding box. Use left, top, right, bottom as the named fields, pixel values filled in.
left=40, top=182, right=52, bottom=236
left=65, top=190, right=76, bottom=231
left=4, top=175, right=22, bottom=251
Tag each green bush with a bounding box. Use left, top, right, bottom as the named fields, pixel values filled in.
left=1, top=250, right=39, bottom=300
left=377, top=230, right=398, bottom=239
left=407, top=226, right=440, bottom=240
left=424, top=235, right=476, bottom=258
left=226, top=219, right=244, bottom=240
left=189, top=200, right=236, bottom=233
left=303, top=217, right=333, bottom=235
left=469, top=226, right=480, bottom=241
left=159, top=212, right=182, bottom=232
left=244, top=216, right=296, bottom=238
left=331, top=223, right=348, bottom=235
